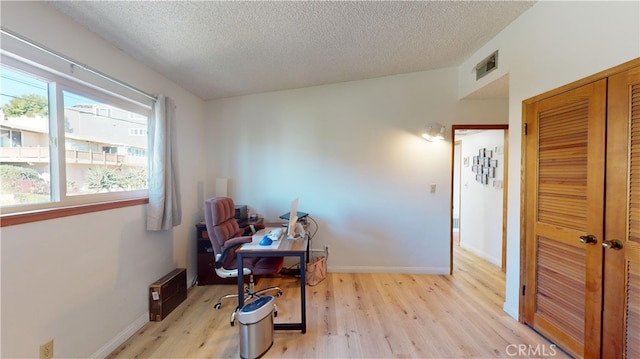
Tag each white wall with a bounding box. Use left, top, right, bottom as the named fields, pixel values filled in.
left=458, top=1, right=640, bottom=317
left=458, top=130, right=504, bottom=266
left=0, top=2, right=206, bottom=358
left=206, top=68, right=508, bottom=274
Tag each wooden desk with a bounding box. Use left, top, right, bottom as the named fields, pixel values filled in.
left=236, top=236, right=308, bottom=333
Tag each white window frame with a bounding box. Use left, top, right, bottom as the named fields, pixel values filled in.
left=1, top=56, right=152, bottom=216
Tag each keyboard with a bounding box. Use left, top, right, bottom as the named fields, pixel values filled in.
left=266, top=228, right=283, bottom=240
left=253, top=227, right=284, bottom=242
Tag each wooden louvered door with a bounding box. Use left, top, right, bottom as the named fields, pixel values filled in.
left=524, top=79, right=607, bottom=358
left=524, top=60, right=640, bottom=359
left=602, top=66, right=640, bottom=359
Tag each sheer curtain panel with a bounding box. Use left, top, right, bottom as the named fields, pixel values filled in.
left=146, top=94, right=182, bottom=230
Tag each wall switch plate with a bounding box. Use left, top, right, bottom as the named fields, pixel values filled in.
left=430, top=184, right=436, bottom=193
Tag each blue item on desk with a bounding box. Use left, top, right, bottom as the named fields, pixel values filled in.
left=259, top=236, right=273, bottom=246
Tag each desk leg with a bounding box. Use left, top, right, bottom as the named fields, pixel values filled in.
left=238, top=251, right=306, bottom=333
left=237, top=253, right=245, bottom=311
left=299, top=252, right=306, bottom=333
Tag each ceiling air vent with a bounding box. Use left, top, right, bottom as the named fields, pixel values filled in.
left=475, top=50, right=498, bottom=80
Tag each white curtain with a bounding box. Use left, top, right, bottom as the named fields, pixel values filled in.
left=146, top=94, right=182, bottom=230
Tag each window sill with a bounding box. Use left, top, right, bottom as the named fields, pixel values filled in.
left=0, top=198, right=149, bottom=227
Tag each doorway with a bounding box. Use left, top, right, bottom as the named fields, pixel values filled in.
left=450, top=125, right=509, bottom=275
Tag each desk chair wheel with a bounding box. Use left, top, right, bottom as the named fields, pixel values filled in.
left=230, top=307, right=239, bottom=326
left=214, top=302, right=222, bottom=310
left=274, top=304, right=278, bottom=318
left=276, top=290, right=282, bottom=297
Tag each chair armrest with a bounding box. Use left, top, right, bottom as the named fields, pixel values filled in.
left=214, top=236, right=252, bottom=268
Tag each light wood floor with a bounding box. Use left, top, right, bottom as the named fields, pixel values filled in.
left=107, top=247, right=568, bottom=358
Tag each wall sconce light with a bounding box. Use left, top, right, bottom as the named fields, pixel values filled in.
left=421, top=123, right=446, bottom=141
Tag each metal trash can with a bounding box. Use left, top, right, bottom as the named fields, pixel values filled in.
left=238, top=295, right=275, bottom=359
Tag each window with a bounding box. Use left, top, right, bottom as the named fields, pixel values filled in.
left=0, top=61, right=151, bottom=214
left=1, top=128, right=22, bottom=147
left=129, top=128, right=148, bottom=136
left=95, top=107, right=110, bottom=117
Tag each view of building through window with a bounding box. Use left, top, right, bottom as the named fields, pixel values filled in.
left=0, top=65, right=149, bottom=208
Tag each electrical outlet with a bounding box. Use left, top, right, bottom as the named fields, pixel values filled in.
left=40, top=339, right=53, bottom=359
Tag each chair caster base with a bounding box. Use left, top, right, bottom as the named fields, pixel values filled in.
left=230, top=307, right=239, bottom=326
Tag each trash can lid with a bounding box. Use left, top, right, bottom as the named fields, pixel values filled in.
left=238, top=296, right=274, bottom=323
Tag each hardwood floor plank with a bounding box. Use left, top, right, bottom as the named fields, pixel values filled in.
left=107, top=248, right=568, bottom=358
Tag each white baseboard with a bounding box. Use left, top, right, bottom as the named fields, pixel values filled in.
left=328, top=265, right=449, bottom=274
left=89, top=312, right=148, bottom=359
left=459, top=244, right=501, bottom=267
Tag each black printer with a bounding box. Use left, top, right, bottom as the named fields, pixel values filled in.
left=234, top=205, right=248, bottom=222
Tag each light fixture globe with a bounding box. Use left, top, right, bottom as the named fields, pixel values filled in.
left=421, top=123, right=446, bottom=141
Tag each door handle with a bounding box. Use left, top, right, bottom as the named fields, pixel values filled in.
left=579, top=235, right=598, bottom=245
left=602, top=240, right=623, bottom=250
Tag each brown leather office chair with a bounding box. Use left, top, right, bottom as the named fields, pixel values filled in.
left=203, top=197, right=283, bottom=325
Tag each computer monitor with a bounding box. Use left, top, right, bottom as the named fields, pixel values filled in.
left=283, top=198, right=307, bottom=239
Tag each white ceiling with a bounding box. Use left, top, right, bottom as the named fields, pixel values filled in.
left=48, top=1, right=535, bottom=101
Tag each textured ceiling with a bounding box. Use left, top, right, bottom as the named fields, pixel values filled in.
left=48, top=1, right=535, bottom=100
